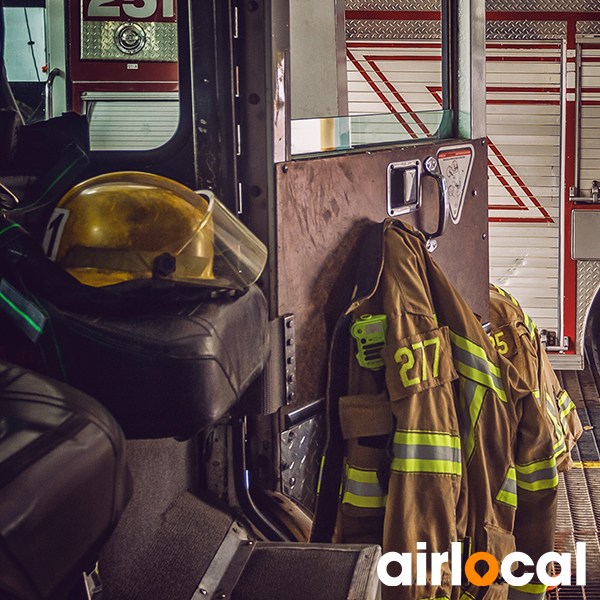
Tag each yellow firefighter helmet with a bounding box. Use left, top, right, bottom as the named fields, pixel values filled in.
left=44, top=171, right=267, bottom=289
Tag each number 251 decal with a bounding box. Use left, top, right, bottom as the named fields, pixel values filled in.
left=86, top=0, right=175, bottom=20
left=394, top=337, right=441, bottom=388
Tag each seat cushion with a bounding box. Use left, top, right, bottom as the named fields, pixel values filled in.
left=0, top=361, right=131, bottom=600
left=41, top=284, right=270, bottom=439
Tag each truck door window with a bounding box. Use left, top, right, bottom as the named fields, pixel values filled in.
left=289, top=0, right=450, bottom=156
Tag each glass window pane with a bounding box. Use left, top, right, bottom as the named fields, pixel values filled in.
left=290, top=0, right=445, bottom=155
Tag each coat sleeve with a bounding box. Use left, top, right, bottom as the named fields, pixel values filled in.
left=509, top=375, right=559, bottom=600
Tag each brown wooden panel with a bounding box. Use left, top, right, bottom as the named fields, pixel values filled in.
left=276, top=138, right=489, bottom=407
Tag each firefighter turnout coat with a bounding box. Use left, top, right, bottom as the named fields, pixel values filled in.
left=317, top=220, right=558, bottom=600
left=488, top=284, right=582, bottom=472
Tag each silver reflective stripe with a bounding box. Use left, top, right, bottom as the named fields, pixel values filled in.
left=500, top=468, right=517, bottom=495
left=515, top=459, right=558, bottom=492
left=516, top=466, right=558, bottom=485
left=344, top=478, right=386, bottom=500
left=394, top=443, right=461, bottom=463
left=343, top=467, right=387, bottom=509
left=392, top=431, right=462, bottom=476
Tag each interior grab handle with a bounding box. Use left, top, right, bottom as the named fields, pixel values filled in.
left=422, top=156, right=449, bottom=253
left=45, top=68, right=61, bottom=120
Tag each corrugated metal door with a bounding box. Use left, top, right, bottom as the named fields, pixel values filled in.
left=346, top=41, right=442, bottom=142
left=487, top=42, right=563, bottom=335
left=346, top=39, right=564, bottom=336
left=82, top=92, right=179, bottom=151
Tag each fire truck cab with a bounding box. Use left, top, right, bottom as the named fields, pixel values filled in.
left=0, top=0, right=598, bottom=598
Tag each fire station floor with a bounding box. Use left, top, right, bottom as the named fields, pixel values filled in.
left=550, top=366, right=600, bottom=599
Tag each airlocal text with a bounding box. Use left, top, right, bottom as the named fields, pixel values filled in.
left=378, top=542, right=586, bottom=587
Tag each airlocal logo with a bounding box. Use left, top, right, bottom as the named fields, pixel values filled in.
left=378, top=542, right=587, bottom=588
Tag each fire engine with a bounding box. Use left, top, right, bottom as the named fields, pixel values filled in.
left=0, top=0, right=598, bottom=598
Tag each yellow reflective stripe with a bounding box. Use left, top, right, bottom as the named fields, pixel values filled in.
left=496, top=488, right=518, bottom=507
left=496, top=466, right=518, bottom=508
left=449, top=330, right=507, bottom=402
left=493, top=285, right=536, bottom=337
left=316, top=455, right=325, bottom=495
left=495, top=285, right=519, bottom=307
left=392, top=431, right=462, bottom=476
left=461, top=379, right=487, bottom=460
left=553, top=436, right=567, bottom=458
left=516, top=457, right=558, bottom=491
left=563, top=400, right=577, bottom=418
left=544, top=394, right=566, bottom=456
left=558, top=390, right=577, bottom=419
left=523, top=311, right=536, bottom=338
left=342, top=491, right=387, bottom=508
left=508, top=582, right=547, bottom=600
left=345, top=466, right=380, bottom=483
left=516, top=457, right=556, bottom=474
left=518, top=583, right=547, bottom=594
left=549, top=391, right=569, bottom=433
left=342, top=466, right=387, bottom=508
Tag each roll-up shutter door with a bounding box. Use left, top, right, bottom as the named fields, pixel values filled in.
left=82, top=92, right=179, bottom=151
left=486, top=42, right=563, bottom=333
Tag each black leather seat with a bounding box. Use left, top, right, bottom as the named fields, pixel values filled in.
left=39, top=284, right=270, bottom=439
left=0, top=362, right=132, bottom=600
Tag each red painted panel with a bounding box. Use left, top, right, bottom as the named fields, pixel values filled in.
left=68, top=0, right=179, bottom=98
left=364, top=54, right=441, bottom=61
left=347, top=41, right=441, bottom=49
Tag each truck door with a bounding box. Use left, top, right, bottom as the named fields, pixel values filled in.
left=225, top=0, right=491, bottom=526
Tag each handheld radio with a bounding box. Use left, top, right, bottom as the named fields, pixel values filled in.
left=350, top=314, right=388, bottom=370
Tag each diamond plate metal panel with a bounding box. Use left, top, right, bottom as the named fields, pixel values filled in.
left=81, top=21, right=177, bottom=62
left=486, top=20, right=566, bottom=40
left=346, top=0, right=439, bottom=10
left=578, top=21, right=600, bottom=35
left=346, top=19, right=441, bottom=40
left=487, top=0, right=599, bottom=10
left=577, top=261, right=600, bottom=355
left=280, top=412, right=326, bottom=514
